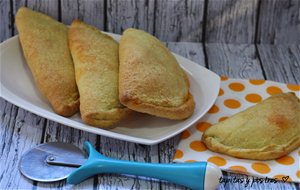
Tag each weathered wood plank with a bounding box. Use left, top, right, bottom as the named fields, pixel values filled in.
left=106, top=0, right=155, bottom=34
left=256, top=0, right=300, bottom=44
left=26, top=0, right=59, bottom=20
left=0, top=99, right=45, bottom=189
left=158, top=135, right=188, bottom=190
left=155, top=0, right=204, bottom=42
left=11, top=0, right=26, bottom=35
left=36, top=121, right=97, bottom=189
left=61, top=0, right=105, bottom=30
left=205, top=43, right=264, bottom=79
left=257, top=44, right=300, bottom=84
left=12, top=0, right=61, bottom=35
left=167, top=42, right=206, bottom=67
left=0, top=0, right=12, bottom=42
left=205, top=0, right=259, bottom=43
left=96, top=137, right=160, bottom=190
left=12, top=0, right=59, bottom=35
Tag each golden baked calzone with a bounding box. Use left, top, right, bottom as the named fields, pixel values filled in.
left=16, top=7, right=79, bottom=116
left=202, top=92, right=300, bottom=160
left=68, top=20, right=130, bottom=127
left=119, top=28, right=195, bottom=120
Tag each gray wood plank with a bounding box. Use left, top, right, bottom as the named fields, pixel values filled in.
left=26, top=0, right=59, bottom=20
left=155, top=0, right=204, bottom=42
left=205, top=0, right=259, bottom=43
left=0, top=99, right=45, bottom=189
left=36, top=121, right=97, bottom=190
left=159, top=135, right=189, bottom=190
left=257, top=44, right=300, bottom=84
left=12, top=0, right=59, bottom=35
left=0, top=0, right=12, bottom=42
left=106, top=0, right=155, bottom=34
left=96, top=137, right=160, bottom=190
left=12, top=0, right=26, bottom=35
left=205, top=43, right=264, bottom=79
left=257, top=0, right=300, bottom=44
left=61, top=0, right=105, bottom=30
left=167, top=42, right=206, bottom=67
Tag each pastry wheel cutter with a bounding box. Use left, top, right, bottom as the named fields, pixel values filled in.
left=19, top=141, right=222, bottom=190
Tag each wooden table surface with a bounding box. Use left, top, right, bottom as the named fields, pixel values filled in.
left=1, top=0, right=300, bottom=190
left=1, top=42, right=300, bottom=190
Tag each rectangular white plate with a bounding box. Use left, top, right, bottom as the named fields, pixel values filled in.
left=0, top=33, right=220, bottom=145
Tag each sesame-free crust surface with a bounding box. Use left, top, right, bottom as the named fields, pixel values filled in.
left=69, top=20, right=130, bottom=128
left=202, top=92, right=300, bottom=160
left=119, top=28, right=195, bottom=120
left=15, top=7, right=79, bottom=116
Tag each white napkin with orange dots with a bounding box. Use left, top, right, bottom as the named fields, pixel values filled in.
left=173, top=77, right=300, bottom=183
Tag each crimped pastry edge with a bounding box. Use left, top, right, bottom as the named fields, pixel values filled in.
left=52, top=97, right=80, bottom=117
left=120, top=92, right=195, bottom=120
left=202, top=134, right=300, bottom=160
left=81, top=108, right=131, bottom=128
left=201, top=92, right=300, bottom=160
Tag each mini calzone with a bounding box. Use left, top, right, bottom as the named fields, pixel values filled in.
left=202, top=92, right=300, bottom=160
left=119, top=28, right=195, bottom=120
left=16, top=7, right=79, bottom=116
left=68, top=20, right=130, bottom=127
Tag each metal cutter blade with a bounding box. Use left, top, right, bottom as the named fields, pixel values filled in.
left=19, top=142, right=86, bottom=182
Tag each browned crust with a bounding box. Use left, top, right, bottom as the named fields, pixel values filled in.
left=202, top=133, right=300, bottom=160
left=16, top=7, right=79, bottom=117
left=120, top=92, right=195, bottom=120
left=69, top=20, right=131, bottom=127
left=202, top=92, right=300, bottom=160
left=81, top=108, right=131, bottom=128
left=118, top=28, right=195, bottom=120
left=52, top=96, right=80, bottom=117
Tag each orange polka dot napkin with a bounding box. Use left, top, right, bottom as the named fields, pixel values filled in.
left=173, top=78, right=300, bottom=183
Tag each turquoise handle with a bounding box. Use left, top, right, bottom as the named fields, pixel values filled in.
left=67, top=141, right=207, bottom=190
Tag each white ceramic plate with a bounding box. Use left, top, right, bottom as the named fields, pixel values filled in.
left=0, top=33, right=220, bottom=145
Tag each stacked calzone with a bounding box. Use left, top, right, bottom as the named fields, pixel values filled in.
left=16, top=7, right=79, bottom=116
left=16, top=8, right=196, bottom=128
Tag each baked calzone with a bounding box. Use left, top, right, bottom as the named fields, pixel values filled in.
left=202, top=92, right=300, bottom=160
left=68, top=20, right=130, bottom=127
left=16, top=7, right=79, bottom=116
left=119, top=28, right=195, bottom=120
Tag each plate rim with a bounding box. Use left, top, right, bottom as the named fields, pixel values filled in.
left=0, top=34, right=220, bottom=145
